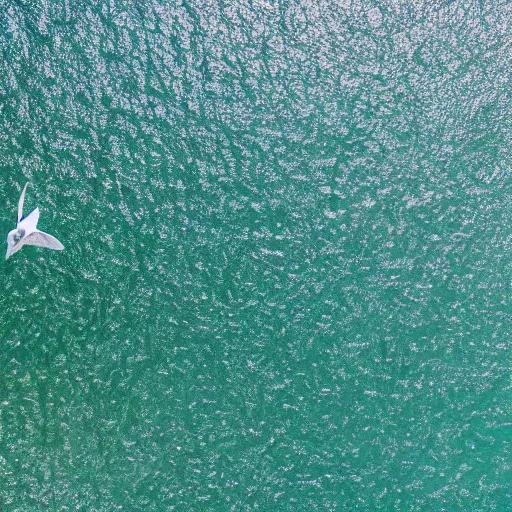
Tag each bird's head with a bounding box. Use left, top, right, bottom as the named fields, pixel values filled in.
left=6, top=228, right=25, bottom=259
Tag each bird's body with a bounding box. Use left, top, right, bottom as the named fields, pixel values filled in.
left=5, top=183, right=64, bottom=259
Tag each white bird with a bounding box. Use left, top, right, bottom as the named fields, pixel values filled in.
left=6, top=183, right=64, bottom=260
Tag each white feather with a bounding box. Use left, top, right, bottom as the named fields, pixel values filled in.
left=18, top=208, right=40, bottom=233
left=18, top=182, right=29, bottom=223
left=6, top=183, right=64, bottom=259
left=23, top=230, right=64, bottom=251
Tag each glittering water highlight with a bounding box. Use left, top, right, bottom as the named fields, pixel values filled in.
left=0, top=1, right=511, bottom=510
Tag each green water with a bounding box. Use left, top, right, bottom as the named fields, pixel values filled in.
left=1, top=1, right=511, bottom=510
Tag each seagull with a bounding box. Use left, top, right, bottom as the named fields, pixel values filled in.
left=6, top=183, right=64, bottom=260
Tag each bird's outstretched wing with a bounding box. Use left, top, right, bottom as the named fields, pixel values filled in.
left=19, top=208, right=40, bottom=232
left=18, top=182, right=29, bottom=223
left=23, top=230, right=64, bottom=250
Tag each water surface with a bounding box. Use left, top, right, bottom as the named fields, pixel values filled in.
left=0, top=1, right=511, bottom=510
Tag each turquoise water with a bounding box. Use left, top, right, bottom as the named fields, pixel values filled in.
left=1, top=1, right=511, bottom=510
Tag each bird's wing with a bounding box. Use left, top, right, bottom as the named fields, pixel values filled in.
left=18, top=182, right=29, bottom=223
left=18, top=208, right=40, bottom=232
left=23, top=230, right=64, bottom=250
